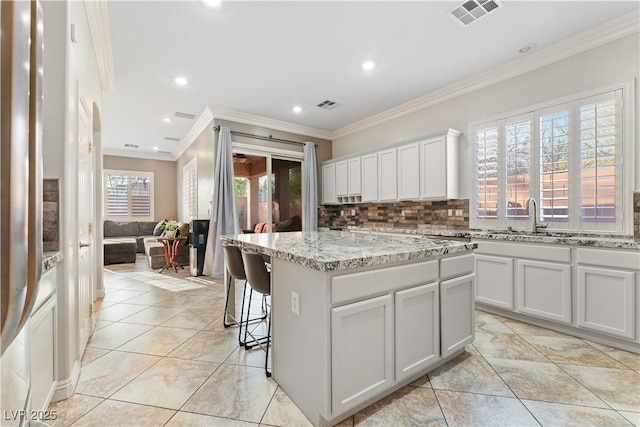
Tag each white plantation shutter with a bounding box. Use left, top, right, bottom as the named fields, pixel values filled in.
left=104, top=170, right=154, bottom=221
left=505, top=115, right=532, bottom=222
left=539, top=107, right=570, bottom=223
left=474, top=124, right=499, bottom=223
left=182, top=158, right=198, bottom=222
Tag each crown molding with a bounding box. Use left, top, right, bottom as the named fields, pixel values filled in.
left=209, top=107, right=332, bottom=140
left=331, top=11, right=640, bottom=140
left=172, top=107, right=215, bottom=160
left=103, top=148, right=175, bottom=162
left=83, top=0, right=115, bottom=92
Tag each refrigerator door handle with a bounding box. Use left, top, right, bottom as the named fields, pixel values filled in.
left=79, top=242, right=91, bottom=248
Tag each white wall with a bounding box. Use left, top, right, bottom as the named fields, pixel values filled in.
left=332, top=35, right=640, bottom=196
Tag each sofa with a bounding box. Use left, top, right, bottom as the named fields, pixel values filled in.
left=103, top=220, right=189, bottom=268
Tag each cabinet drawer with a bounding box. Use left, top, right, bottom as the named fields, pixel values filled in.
left=332, top=260, right=437, bottom=305
left=440, top=254, right=474, bottom=280
left=577, top=248, right=640, bottom=270
left=475, top=241, right=570, bottom=263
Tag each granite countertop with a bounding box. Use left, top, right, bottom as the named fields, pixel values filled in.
left=345, top=226, right=640, bottom=250
left=42, top=251, right=63, bottom=273
left=220, top=231, right=476, bottom=272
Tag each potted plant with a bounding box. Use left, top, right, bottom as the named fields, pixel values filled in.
left=164, top=220, right=179, bottom=238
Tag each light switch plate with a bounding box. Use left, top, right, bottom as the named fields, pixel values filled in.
left=291, top=291, right=300, bottom=315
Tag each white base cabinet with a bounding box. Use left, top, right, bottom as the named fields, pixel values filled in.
left=441, top=273, right=475, bottom=358
left=516, top=260, right=571, bottom=324
left=475, top=255, right=513, bottom=310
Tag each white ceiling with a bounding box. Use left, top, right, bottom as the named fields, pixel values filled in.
left=102, top=1, right=639, bottom=158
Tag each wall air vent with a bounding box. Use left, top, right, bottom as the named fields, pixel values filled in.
left=450, top=0, right=501, bottom=26
left=124, top=143, right=138, bottom=148
left=164, top=136, right=181, bottom=142
left=317, top=100, right=341, bottom=111
left=174, top=111, right=196, bottom=120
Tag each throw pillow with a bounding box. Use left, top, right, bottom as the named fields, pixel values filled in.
left=153, top=220, right=166, bottom=236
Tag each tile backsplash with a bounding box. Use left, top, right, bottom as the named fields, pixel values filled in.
left=319, top=199, right=469, bottom=230
left=43, top=179, right=59, bottom=252
left=634, top=191, right=639, bottom=239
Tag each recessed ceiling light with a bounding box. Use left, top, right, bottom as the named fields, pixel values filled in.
left=174, top=76, right=188, bottom=86
left=292, top=105, right=302, bottom=114
left=202, top=0, right=222, bottom=8
left=518, top=43, right=537, bottom=54
left=162, top=117, right=172, bottom=123
left=361, top=61, right=376, bottom=71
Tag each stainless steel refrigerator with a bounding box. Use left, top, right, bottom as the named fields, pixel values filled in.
left=1, top=1, right=44, bottom=426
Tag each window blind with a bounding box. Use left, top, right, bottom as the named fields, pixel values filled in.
left=539, top=109, right=570, bottom=222
left=104, top=170, right=154, bottom=221
left=182, top=158, right=198, bottom=222
left=505, top=117, right=532, bottom=221
left=474, top=125, right=499, bottom=220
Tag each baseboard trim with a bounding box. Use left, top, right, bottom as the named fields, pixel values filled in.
left=50, top=359, right=81, bottom=402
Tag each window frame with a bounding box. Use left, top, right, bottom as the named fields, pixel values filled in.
left=469, top=81, right=634, bottom=235
left=103, top=169, right=155, bottom=221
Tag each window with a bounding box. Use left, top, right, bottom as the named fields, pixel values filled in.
left=104, top=170, right=154, bottom=221
left=182, top=158, right=197, bottom=222
left=471, top=86, right=629, bottom=234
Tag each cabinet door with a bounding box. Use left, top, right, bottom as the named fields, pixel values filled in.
left=441, top=273, right=475, bottom=358
left=335, top=161, right=348, bottom=197
left=332, top=294, right=393, bottom=414
left=419, top=136, right=446, bottom=199
left=348, top=158, right=362, bottom=196
left=397, top=143, right=420, bottom=200
left=378, top=148, right=397, bottom=201
left=577, top=266, right=635, bottom=339
left=361, top=153, right=378, bottom=202
left=30, top=297, right=56, bottom=411
left=322, top=163, right=336, bottom=204
left=475, top=255, right=514, bottom=310
left=516, top=260, right=571, bottom=324
left=395, top=282, right=440, bottom=381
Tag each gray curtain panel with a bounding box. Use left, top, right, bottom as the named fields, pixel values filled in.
left=303, top=142, right=318, bottom=231
left=203, top=126, right=239, bottom=278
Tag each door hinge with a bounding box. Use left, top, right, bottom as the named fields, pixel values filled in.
left=88, top=141, right=93, bottom=153
left=88, top=222, right=93, bottom=234
left=89, top=303, right=94, bottom=316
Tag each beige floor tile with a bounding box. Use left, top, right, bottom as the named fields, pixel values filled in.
left=435, top=390, right=539, bottom=426
left=102, top=289, right=147, bottom=303
left=473, top=331, right=549, bottom=362
left=204, top=317, right=242, bottom=334
left=582, top=340, right=640, bottom=370
left=169, top=330, right=239, bottom=362
left=94, top=303, right=149, bottom=322
left=155, top=293, right=210, bottom=309
left=618, top=411, right=640, bottom=426
left=409, top=373, right=431, bottom=388
left=119, top=306, right=185, bottom=326
left=522, top=400, right=633, bottom=426
left=224, top=346, right=270, bottom=369
left=475, top=311, right=515, bottom=334
left=71, top=399, right=175, bottom=426
left=94, top=320, right=113, bottom=330
left=488, top=358, right=608, bottom=408
left=333, top=417, right=354, bottom=427
left=501, top=319, right=569, bottom=337
left=182, top=364, right=278, bottom=423
left=93, top=299, right=116, bottom=311
left=75, top=350, right=161, bottom=398
left=428, top=345, right=513, bottom=397
left=261, top=387, right=313, bottom=427
left=86, top=322, right=152, bottom=350
left=110, top=358, right=218, bottom=409
left=191, top=294, right=227, bottom=311
left=117, top=326, right=199, bottom=356
left=47, top=394, right=104, bottom=427
left=122, top=289, right=178, bottom=306
left=560, top=364, right=640, bottom=412
left=522, top=335, right=626, bottom=368
left=161, top=308, right=222, bottom=330
left=166, top=411, right=258, bottom=426
left=354, top=386, right=446, bottom=426
left=81, top=347, right=110, bottom=366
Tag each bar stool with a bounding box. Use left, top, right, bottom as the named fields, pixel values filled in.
left=241, top=249, right=272, bottom=377
left=222, top=244, right=266, bottom=346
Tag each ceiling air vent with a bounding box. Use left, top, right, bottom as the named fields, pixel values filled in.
left=450, top=0, right=501, bottom=26
left=174, top=111, right=196, bottom=120
left=156, top=150, right=171, bottom=154
left=317, top=100, right=341, bottom=111
left=164, top=136, right=181, bottom=142
left=124, top=143, right=138, bottom=148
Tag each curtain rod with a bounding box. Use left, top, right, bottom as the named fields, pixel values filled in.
left=212, top=125, right=317, bottom=148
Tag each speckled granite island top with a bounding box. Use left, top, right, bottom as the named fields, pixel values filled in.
left=220, top=230, right=476, bottom=272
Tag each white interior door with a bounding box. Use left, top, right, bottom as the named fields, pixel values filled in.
left=77, top=99, right=95, bottom=356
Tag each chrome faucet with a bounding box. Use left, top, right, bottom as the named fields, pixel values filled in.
left=527, top=197, right=548, bottom=233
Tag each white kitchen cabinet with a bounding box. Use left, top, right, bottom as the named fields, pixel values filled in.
left=361, top=153, right=378, bottom=202
left=335, top=161, right=348, bottom=197
left=378, top=148, right=397, bottom=202
left=395, top=282, right=439, bottom=381
left=322, top=163, right=337, bottom=205
left=441, top=273, right=475, bottom=357
left=475, top=254, right=514, bottom=310
left=577, top=266, right=635, bottom=340
left=331, top=294, right=393, bottom=414
left=516, top=259, right=571, bottom=324
left=348, top=157, right=362, bottom=197
left=397, top=143, right=420, bottom=200
left=419, top=130, right=460, bottom=200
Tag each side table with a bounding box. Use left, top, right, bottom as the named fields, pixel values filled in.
left=157, top=237, right=187, bottom=273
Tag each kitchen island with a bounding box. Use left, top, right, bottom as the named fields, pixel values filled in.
left=221, top=231, right=476, bottom=426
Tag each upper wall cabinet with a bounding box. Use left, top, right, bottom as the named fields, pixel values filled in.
left=322, top=129, right=461, bottom=205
